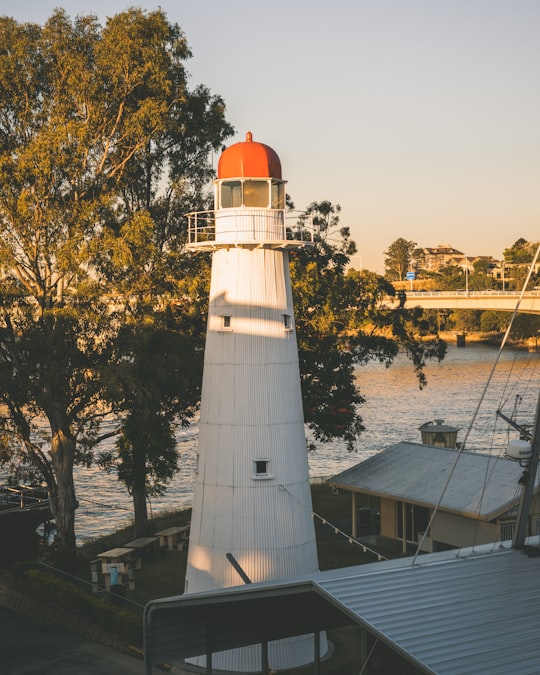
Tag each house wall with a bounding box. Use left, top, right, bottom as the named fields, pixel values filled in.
left=369, top=491, right=540, bottom=550
left=530, top=494, right=540, bottom=535
left=379, top=496, right=501, bottom=549
left=380, top=498, right=396, bottom=538
left=432, top=511, right=497, bottom=548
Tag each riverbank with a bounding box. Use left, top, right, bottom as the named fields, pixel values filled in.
left=438, top=329, right=537, bottom=350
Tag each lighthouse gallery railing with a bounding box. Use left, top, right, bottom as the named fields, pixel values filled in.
left=186, top=209, right=315, bottom=246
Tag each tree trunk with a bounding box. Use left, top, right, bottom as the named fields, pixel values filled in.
left=131, top=446, right=149, bottom=537
left=132, top=483, right=149, bottom=538
left=49, top=428, right=78, bottom=553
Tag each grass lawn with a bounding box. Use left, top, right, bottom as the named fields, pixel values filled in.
left=42, top=483, right=393, bottom=673
left=78, top=483, right=377, bottom=602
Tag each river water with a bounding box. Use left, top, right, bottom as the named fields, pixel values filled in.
left=66, top=342, right=540, bottom=543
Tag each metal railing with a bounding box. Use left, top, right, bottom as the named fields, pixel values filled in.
left=406, top=290, right=540, bottom=297
left=186, top=209, right=315, bottom=246
left=0, top=485, right=50, bottom=513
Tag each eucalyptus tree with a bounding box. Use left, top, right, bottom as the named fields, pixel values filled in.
left=384, top=237, right=418, bottom=282
left=291, top=203, right=445, bottom=451
left=101, top=322, right=202, bottom=538
left=0, top=8, right=232, bottom=553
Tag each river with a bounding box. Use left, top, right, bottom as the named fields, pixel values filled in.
left=66, top=342, right=540, bottom=543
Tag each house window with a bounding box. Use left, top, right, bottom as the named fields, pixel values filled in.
left=396, top=502, right=430, bottom=543
left=253, top=459, right=272, bottom=480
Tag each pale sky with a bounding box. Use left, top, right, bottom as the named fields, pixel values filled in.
left=1, top=0, right=538, bottom=272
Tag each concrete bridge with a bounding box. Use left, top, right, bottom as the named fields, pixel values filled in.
left=387, top=290, right=540, bottom=315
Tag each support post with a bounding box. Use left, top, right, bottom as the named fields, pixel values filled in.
left=513, top=392, right=540, bottom=548
left=352, top=492, right=357, bottom=538
left=314, top=631, right=321, bottom=675
left=402, top=503, right=407, bottom=554
left=261, top=641, right=269, bottom=675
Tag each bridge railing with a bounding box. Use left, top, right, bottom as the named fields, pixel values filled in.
left=406, top=290, right=540, bottom=298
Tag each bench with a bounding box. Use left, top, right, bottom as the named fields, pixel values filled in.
left=124, top=536, right=159, bottom=565
left=155, top=525, right=190, bottom=551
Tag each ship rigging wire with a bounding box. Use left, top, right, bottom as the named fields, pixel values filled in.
left=413, top=243, right=540, bottom=565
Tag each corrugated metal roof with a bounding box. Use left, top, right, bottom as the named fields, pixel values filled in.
left=329, top=441, right=526, bottom=520
left=145, top=539, right=540, bottom=674
left=316, top=540, right=540, bottom=674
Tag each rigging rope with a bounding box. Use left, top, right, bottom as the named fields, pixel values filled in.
left=278, top=483, right=388, bottom=561
left=412, top=243, right=540, bottom=565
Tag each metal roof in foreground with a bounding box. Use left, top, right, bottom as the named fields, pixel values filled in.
left=145, top=537, right=540, bottom=674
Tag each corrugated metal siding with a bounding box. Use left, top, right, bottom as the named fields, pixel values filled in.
left=185, top=242, right=326, bottom=670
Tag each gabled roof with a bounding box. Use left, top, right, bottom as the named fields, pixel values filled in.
left=144, top=538, right=540, bottom=675
left=421, top=245, right=464, bottom=256
left=329, top=441, right=525, bottom=521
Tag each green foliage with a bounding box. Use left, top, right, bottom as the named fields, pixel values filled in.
left=510, top=314, right=540, bottom=340
left=24, top=568, right=142, bottom=644
left=435, top=265, right=464, bottom=290
left=101, top=320, right=202, bottom=535
left=450, top=310, right=483, bottom=333
left=503, top=238, right=536, bottom=264
left=291, top=203, right=445, bottom=451
left=384, top=238, right=417, bottom=281
left=0, top=8, right=232, bottom=550
left=480, top=311, right=509, bottom=333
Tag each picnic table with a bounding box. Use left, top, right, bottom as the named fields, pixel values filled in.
left=96, top=547, right=137, bottom=591
left=124, top=536, right=159, bottom=565
left=155, top=525, right=190, bottom=551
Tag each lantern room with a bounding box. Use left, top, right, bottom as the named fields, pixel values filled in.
left=216, top=131, right=286, bottom=211
left=185, top=131, right=314, bottom=250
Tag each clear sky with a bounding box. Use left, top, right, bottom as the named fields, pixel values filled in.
left=1, top=1, right=538, bottom=272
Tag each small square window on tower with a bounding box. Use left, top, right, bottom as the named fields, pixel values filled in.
left=253, top=459, right=272, bottom=480
left=283, top=314, right=292, bottom=330
left=219, top=315, right=232, bottom=331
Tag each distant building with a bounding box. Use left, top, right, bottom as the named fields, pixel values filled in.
left=414, top=244, right=500, bottom=276
left=415, top=244, right=464, bottom=273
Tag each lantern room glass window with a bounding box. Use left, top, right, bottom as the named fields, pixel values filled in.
left=243, top=180, right=269, bottom=207
left=219, top=179, right=286, bottom=209
left=220, top=180, right=242, bottom=208
left=271, top=181, right=285, bottom=208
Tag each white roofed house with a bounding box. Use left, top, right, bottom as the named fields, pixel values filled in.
left=415, top=244, right=464, bottom=273
left=328, top=437, right=540, bottom=556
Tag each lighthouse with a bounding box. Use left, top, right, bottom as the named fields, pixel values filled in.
left=185, top=132, right=327, bottom=671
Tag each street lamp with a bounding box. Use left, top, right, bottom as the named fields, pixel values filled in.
left=465, top=256, right=469, bottom=295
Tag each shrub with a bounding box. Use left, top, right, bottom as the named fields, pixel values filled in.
left=24, top=568, right=142, bottom=645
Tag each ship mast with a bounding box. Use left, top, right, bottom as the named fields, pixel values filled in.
left=512, top=392, right=540, bottom=548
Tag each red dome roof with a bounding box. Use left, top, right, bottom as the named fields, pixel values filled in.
left=217, top=131, right=282, bottom=179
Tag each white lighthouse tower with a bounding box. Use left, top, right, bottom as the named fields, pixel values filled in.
left=185, top=132, right=327, bottom=672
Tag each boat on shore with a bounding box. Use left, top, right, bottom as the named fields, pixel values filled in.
left=0, top=485, right=52, bottom=540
